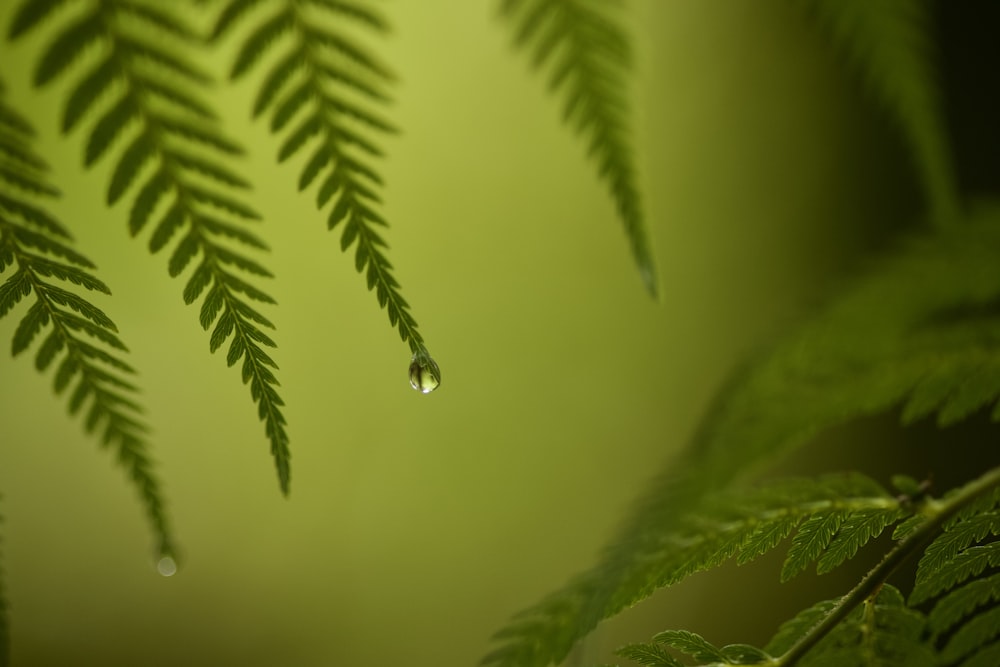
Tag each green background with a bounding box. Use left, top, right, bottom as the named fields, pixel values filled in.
left=0, top=1, right=917, bottom=665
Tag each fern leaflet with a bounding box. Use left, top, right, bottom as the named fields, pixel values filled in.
left=793, top=0, right=958, bottom=226
left=213, top=0, right=439, bottom=386
left=0, top=81, right=175, bottom=560
left=499, top=0, right=656, bottom=295
left=10, top=0, right=293, bottom=493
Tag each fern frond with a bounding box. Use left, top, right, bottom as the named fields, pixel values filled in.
left=0, top=84, right=175, bottom=560
left=214, top=0, right=439, bottom=388
left=499, top=0, right=656, bottom=295
left=769, top=586, right=934, bottom=667
left=614, top=470, right=1000, bottom=667
left=793, top=0, right=958, bottom=226
left=482, top=474, right=905, bottom=667
left=483, top=203, right=1000, bottom=665
left=11, top=0, right=292, bottom=493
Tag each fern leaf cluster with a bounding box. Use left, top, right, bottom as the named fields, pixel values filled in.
left=212, top=0, right=437, bottom=377
left=0, top=79, right=174, bottom=559
left=606, top=468, right=1000, bottom=667
left=9, top=0, right=292, bottom=493
left=499, top=0, right=656, bottom=295
left=484, top=202, right=1000, bottom=666
left=482, top=473, right=906, bottom=667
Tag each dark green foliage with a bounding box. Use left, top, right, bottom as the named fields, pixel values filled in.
left=0, top=83, right=174, bottom=564
left=608, top=470, right=1000, bottom=667
left=483, top=204, right=1000, bottom=665
left=213, top=0, right=437, bottom=380
left=766, top=586, right=935, bottom=667
left=499, top=0, right=656, bottom=295
left=10, top=0, right=292, bottom=494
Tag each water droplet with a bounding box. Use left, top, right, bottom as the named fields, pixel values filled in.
left=156, top=555, right=177, bottom=577
left=409, top=351, right=441, bottom=394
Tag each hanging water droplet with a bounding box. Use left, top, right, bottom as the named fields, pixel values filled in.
left=409, top=350, right=441, bottom=394
left=156, top=555, right=178, bottom=577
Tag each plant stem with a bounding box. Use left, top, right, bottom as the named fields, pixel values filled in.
left=776, top=465, right=1000, bottom=667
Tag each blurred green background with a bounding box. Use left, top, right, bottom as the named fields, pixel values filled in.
left=0, top=1, right=929, bottom=665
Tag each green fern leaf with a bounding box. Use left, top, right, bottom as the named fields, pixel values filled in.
left=115, top=0, right=199, bottom=41
left=927, top=572, right=1000, bottom=638
left=0, top=192, right=67, bottom=237
left=939, top=605, right=1000, bottom=665
left=107, top=131, right=153, bottom=205
left=617, top=634, right=772, bottom=667
left=815, top=507, right=905, bottom=574
left=215, top=0, right=439, bottom=380
left=129, top=170, right=170, bottom=235
left=33, top=9, right=104, bottom=86
left=652, top=630, right=727, bottom=664
left=7, top=0, right=66, bottom=38
left=793, top=0, right=957, bottom=226
left=211, top=0, right=265, bottom=41
left=0, top=163, right=60, bottom=197
left=85, top=95, right=138, bottom=166
left=133, top=74, right=217, bottom=121
left=0, top=84, right=174, bottom=560
left=13, top=0, right=293, bottom=494
left=149, top=202, right=185, bottom=257
left=62, top=57, right=118, bottom=133
left=912, top=528, right=1000, bottom=605
left=781, top=511, right=846, bottom=582
left=770, top=586, right=934, bottom=667
left=500, top=0, right=655, bottom=295
left=230, top=7, right=293, bottom=79
left=252, top=50, right=302, bottom=118
left=113, top=33, right=211, bottom=83
left=615, top=642, right=684, bottom=667
left=171, top=153, right=251, bottom=189
left=917, top=510, right=1000, bottom=585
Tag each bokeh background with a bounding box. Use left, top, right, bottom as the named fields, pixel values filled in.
left=0, top=1, right=992, bottom=665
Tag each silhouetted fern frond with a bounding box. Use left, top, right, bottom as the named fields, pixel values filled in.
left=794, top=0, right=958, bottom=226
left=499, top=0, right=656, bottom=295
left=213, top=0, right=440, bottom=389
left=9, top=0, right=293, bottom=493
left=0, top=81, right=174, bottom=561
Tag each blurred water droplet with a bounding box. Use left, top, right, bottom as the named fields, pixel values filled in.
left=156, top=555, right=177, bottom=577
left=409, top=351, right=441, bottom=394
